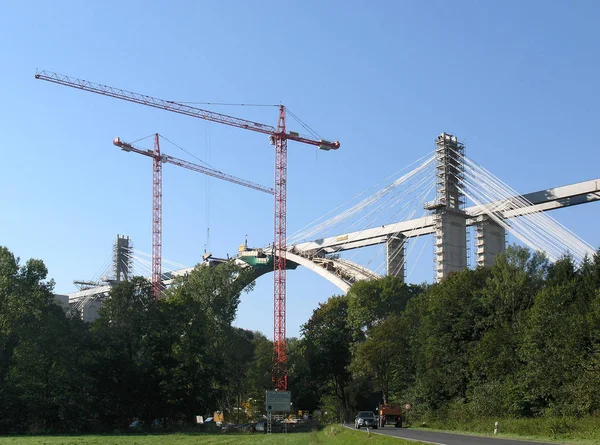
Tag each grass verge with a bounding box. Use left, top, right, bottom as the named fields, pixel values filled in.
left=415, top=414, right=600, bottom=445
left=0, top=425, right=428, bottom=445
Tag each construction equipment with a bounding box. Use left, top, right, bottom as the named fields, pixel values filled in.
left=35, top=70, right=340, bottom=390
left=113, top=134, right=273, bottom=299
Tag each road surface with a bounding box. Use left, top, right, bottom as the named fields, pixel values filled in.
left=343, top=424, right=563, bottom=445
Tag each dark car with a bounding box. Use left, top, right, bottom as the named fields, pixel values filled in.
left=354, top=411, right=377, bottom=429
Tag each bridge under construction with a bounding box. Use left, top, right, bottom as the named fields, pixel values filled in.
left=56, top=132, right=599, bottom=322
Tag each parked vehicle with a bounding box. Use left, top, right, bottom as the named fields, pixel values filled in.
left=354, top=411, right=377, bottom=429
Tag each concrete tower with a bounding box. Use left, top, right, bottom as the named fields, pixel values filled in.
left=425, top=133, right=468, bottom=282
left=114, top=235, right=132, bottom=282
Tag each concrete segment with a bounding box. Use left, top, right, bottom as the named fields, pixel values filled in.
left=386, top=235, right=406, bottom=280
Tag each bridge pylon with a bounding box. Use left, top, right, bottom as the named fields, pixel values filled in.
left=114, top=234, right=132, bottom=282
left=426, top=133, right=468, bottom=282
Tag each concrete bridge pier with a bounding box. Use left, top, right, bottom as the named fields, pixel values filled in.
left=386, top=234, right=406, bottom=280
left=434, top=210, right=467, bottom=281
left=475, top=216, right=506, bottom=268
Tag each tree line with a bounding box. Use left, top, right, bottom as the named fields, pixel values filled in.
left=1, top=244, right=599, bottom=433
left=298, top=246, right=600, bottom=423
left=0, top=246, right=273, bottom=433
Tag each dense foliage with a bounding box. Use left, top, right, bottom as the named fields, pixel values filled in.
left=0, top=247, right=269, bottom=433
left=1, top=244, right=599, bottom=433
left=297, top=246, right=600, bottom=423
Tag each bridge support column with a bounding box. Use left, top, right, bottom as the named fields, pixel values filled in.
left=475, top=216, right=506, bottom=268
left=114, top=235, right=132, bottom=282
left=82, top=298, right=103, bottom=322
left=386, top=235, right=406, bottom=281
left=434, top=211, right=467, bottom=281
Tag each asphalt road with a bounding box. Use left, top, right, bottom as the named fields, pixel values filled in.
left=343, top=424, right=563, bottom=445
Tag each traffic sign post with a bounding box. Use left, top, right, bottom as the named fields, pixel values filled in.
left=265, top=390, right=291, bottom=434
left=265, top=390, right=291, bottom=411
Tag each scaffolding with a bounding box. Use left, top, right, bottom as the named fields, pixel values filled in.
left=475, top=215, right=486, bottom=268
left=428, top=133, right=468, bottom=282
left=435, top=132, right=465, bottom=211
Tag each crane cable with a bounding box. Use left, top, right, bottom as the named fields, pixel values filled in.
left=286, top=108, right=322, bottom=140
left=205, top=124, right=211, bottom=254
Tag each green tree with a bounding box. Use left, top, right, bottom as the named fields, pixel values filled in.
left=160, top=261, right=255, bottom=421
left=288, top=337, right=320, bottom=413
left=218, top=328, right=255, bottom=422
left=480, top=246, right=548, bottom=328
left=91, top=277, right=167, bottom=427
left=244, top=331, right=273, bottom=415
left=169, top=261, right=255, bottom=328
left=5, top=305, right=95, bottom=432
left=519, top=257, right=590, bottom=415
left=347, top=276, right=421, bottom=334
left=301, top=295, right=355, bottom=419
left=0, top=248, right=55, bottom=338
left=245, top=332, right=273, bottom=400
left=351, top=314, right=413, bottom=405
left=567, top=283, right=600, bottom=415
left=0, top=247, right=95, bottom=433
left=410, top=267, right=489, bottom=412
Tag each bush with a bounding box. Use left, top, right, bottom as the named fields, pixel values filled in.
left=326, top=424, right=343, bottom=436
left=467, top=381, right=513, bottom=418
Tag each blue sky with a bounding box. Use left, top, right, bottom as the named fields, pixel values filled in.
left=1, top=0, right=599, bottom=338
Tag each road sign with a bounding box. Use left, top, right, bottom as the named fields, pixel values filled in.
left=265, top=390, right=291, bottom=412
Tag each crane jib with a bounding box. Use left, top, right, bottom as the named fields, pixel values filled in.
left=112, top=137, right=274, bottom=195
left=35, top=70, right=277, bottom=135
left=35, top=70, right=340, bottom=149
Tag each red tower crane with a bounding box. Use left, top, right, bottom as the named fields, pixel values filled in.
left=113, top=134, right=273, bottom=299
left=35, top=70, right=340, bottom=390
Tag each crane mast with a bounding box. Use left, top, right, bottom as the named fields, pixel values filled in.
left=36, top=70, right=340, bottom=390
left=273, top=106, right=288, bottom=390
left=152, top=134, right=162, bottom=300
